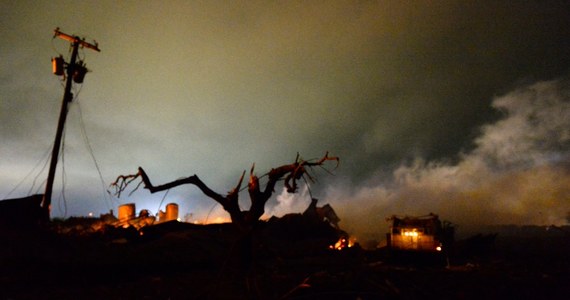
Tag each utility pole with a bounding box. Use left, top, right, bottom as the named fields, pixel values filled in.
left=42, top=28, right=100, bottom=220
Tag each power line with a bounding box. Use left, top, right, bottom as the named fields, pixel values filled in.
left=26, top=146, right=53, bottom=195
left=76, top=100, right=115, bottom=210
left=2, top=145, right=52, bottom=200
left=156, top=188, right=171, bottom=215
left=205, top=201, right=220, bottom=224
left=43, top=28, right=100, bottom=216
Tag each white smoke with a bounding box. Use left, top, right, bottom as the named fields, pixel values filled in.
left=474, top=80, right=570, bottom=169
left=263, top=185, right=313, bottom=218
left=331, top=79, right=570, bottom=242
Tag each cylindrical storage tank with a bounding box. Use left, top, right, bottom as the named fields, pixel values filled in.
left=118, top=203, right=136, bottom=221
left=157, top=210, right=166, bottom=223
left=165, top=203, right=179, bottom=221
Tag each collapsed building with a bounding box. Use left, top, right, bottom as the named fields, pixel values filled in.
left=386, top=213, right=454, bottom=253
left=302, top=198, right=341, bottom=229
left=256, top=198, right=349, bottom=255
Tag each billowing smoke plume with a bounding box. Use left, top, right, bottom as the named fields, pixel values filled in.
left=329, top=79, right=570, bottom=242
left=264, top=186, right=312, bottom=218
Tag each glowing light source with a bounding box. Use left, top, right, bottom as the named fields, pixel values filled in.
left=403, top=230, right=419, bottom=237
left=329, top=237, right=354, bottom=250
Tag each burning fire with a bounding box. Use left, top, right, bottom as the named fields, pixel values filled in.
left=192, top=216, right=232, bottom=225
left=329, top=236, right=355, bottom=251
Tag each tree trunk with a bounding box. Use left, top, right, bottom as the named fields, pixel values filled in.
left=110, top=152, right=339, bottom=231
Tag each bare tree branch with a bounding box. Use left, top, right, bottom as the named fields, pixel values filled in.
left=110, top=172, right=141, bottom=198
left=111, top=167, right=229, bottom=208
left=110, top=152, right=339, bottom=228
left=247, top=152, right=339, bottom=221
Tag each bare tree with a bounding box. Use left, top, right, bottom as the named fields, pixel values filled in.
left=110, top=152, right=339, bottom=230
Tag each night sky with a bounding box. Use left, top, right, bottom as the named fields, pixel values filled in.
left=1, top=1, right=569, bottom=241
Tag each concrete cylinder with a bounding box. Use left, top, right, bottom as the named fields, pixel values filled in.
left=165, top=203, right=179, bottom=221
left=118, top=203, right=136, bottom=221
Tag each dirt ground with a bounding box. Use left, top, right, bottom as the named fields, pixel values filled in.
left=1, top=222, right=569, bottom=300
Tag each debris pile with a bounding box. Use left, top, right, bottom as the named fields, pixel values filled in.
left=261, top=199, right=349, bottom=256
left=0, top=195, right=47, bottom=228
left=110, top=202, right=180, bottom=230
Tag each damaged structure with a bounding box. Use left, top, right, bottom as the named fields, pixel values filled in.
left=386, top=213, right=454, bottom=253
left=111, top=202, right=180, bottom=230
left=0, top=195, right=48, bottom=228
left=302, top=198, right=341, bottom=229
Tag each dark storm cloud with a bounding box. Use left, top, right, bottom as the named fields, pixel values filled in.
left=326, top=79, right=570, bottom=242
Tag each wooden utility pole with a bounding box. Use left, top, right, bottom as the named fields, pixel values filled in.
left=42, top=28, right=100, bottom=220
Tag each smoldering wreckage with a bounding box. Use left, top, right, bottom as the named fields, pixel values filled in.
left=0, top=188, right=351, bottom=250
left=3, top=189, right=569, bottom=299
left=2, top=28, right=569, bottom=298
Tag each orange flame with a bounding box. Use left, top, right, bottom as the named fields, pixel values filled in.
left=329, top=237, right=354, bottom=250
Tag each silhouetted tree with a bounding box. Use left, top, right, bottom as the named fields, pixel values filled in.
left=110, top=152, right=339, bottom=231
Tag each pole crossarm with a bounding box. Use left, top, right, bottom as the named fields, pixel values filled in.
left=54, top=27, right=100, bottom=52
left=42, top=28, right=101, bottom=219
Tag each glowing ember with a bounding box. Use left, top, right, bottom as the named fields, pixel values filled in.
left=193, top=216, right=232, bottom=225
left=329, top=236, right=355, bottom=250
